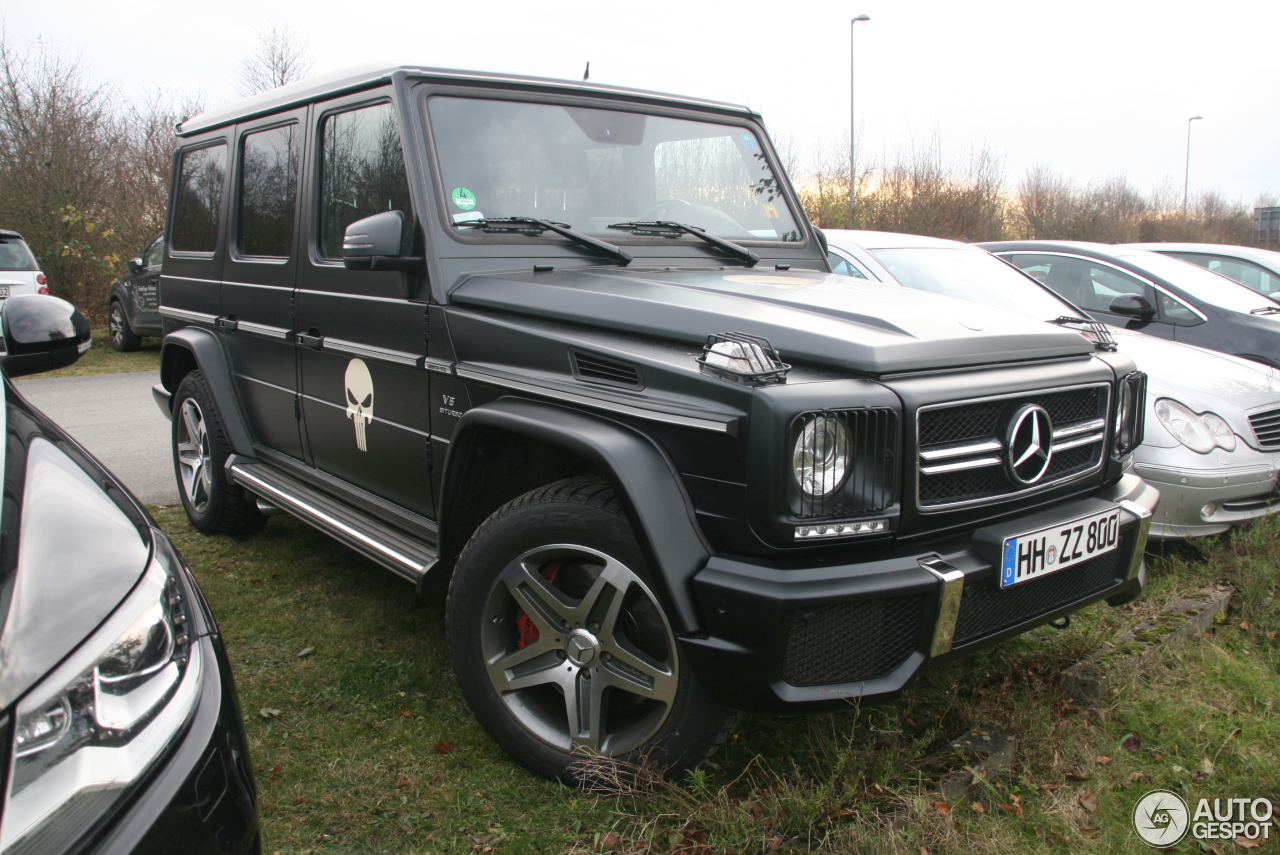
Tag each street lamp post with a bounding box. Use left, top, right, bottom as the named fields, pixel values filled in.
left=849, top=14, right=870, bottom=228
left=1183, top=115, right=1203, bottom=223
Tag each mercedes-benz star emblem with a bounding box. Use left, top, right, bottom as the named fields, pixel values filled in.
left=1006, top=404, right=1054, bottom=485
left=565, top=630, right=598, bottom=667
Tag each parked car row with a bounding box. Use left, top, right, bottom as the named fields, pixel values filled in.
left=826, top=231, right=1280, bottom=540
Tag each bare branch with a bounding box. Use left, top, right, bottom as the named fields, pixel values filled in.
left=235, top=23, right=314, bottom=98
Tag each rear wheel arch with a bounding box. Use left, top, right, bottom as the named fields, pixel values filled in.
left=159, top=328, right=254, bottom=457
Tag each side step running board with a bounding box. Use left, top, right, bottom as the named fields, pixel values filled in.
left=229, top=462, right=438, bottom=584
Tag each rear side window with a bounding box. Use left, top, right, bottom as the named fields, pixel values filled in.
left=1171, top=252, right=1280, bottom=296
left=0, top=238, right=37, bottom=271
left=319, top=102, right=413, bottom=259
left=239, top=123, right=300, bottom=257
left=172, top=143, right=228, bottom=252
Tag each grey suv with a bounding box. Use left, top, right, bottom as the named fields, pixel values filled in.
left=153, top=66, right=1157, bottom=783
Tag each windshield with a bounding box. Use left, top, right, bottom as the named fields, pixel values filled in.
left=425, top=96, right=802, bottom=243
left=0, top=238, right=37, bottom=271
left=1115, top=252, right=1276, bottom=313
left=869, top=246, right=1082, bottom=321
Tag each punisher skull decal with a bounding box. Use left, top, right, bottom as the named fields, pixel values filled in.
left=344, top=358, right=374, bottom=451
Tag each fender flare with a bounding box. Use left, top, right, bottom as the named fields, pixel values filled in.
left=440, top=396, right=712, bottom=634
left=159, top=327, right=255, bottom=458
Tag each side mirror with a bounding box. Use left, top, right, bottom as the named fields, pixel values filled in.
left=1109, top=293, right=1156, bottom=319
left=1, top=294, right=92, bottom=378
left=342, top=210, right=423, bottom=272
left=127, top=257, right=144, bottom=275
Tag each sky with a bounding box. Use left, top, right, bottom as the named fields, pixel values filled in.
left=5, top=0, right=1277, bottom=205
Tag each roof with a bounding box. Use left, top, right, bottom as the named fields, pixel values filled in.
left=179, top=64, right=759, bottom=137
left=825, top=230, right=968, bottom=251
left=1127, top=242, right=1280, bottom=260
left=0, top=230, right=24, bottom=240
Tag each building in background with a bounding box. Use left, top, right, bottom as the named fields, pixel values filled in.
left=1257, top=207, right=1280, bottom=248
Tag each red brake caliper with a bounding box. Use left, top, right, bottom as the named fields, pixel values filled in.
left=515, top=562, right=561, bottom=648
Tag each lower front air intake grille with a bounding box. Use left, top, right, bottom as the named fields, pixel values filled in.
left=782, top=595, right=924, bottom=686
left=952, top=549, right=1123, bottom=647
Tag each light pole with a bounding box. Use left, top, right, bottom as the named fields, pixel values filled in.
left=1183, top=115, right=1202, bottom=222
left=850, top=14, right=870, bottom=228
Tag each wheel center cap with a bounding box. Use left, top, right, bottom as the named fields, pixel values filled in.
left=565, top=629, right=599, bottom=667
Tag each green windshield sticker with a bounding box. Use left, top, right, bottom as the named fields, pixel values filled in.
left=451, top=187, right=477, bottom=210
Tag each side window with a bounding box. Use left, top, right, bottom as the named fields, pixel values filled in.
left=319, top=102, right=413, bottom=259
left=1007, top=254, right=1103, bottom=311
left=828, top=252, right=868, bottom=279
left=143, top=236, right=165, bottom=268
left=172, top=143, right=228, bottom=253
left=1158, top=292, right=1197, bottom=321
left=1085, top=265, right=1154, bottom=308
left=1191, top=254, right=1280, bottom=295
left=240, top=123, right=300, bottom=257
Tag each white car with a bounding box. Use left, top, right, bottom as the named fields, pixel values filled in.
left=826, top=230, right=1280, bottom=539
left=1126, top=242, right=1280, bottom=302
left=0, top=230, right=51, bottom=300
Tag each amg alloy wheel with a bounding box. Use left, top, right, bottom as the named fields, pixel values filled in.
left=171, top=371, right=265, bottom=535
left=447, top=477, right=737, bottom=783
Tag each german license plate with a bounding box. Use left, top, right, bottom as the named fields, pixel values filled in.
left=0, top=286, right=9, bottom=298
left=1000, top=508, right=1122, bottom=588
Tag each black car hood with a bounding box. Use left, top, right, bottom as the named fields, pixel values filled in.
left=0, top=383, right=152, bottom=710
left=451, top=267, right=1094, bottom=374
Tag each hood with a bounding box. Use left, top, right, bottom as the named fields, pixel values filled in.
left=0, top=388, right=152, bottom=709
left=1109, top=327, right=1280, bottom=446
left=451, top=267, right=1094, bottom=374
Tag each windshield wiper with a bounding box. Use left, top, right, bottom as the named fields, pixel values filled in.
left=457, top=217, right=632, bottom=266
left=607, top=220, right=759, bottom=267
left=1250, top=305, right=1280, bottom=315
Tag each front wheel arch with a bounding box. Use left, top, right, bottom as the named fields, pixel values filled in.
left=439, top=398, right=712, bottom=634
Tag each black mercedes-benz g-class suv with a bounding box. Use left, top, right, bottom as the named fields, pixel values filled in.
left=153, top=65, right=1157, bottom=783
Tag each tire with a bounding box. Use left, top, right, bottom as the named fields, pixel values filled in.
left=108, top=300, right=142, bottom=351
left=171, top=371, right=265, bottom=535
left=446, top=476, right=738, bottom=785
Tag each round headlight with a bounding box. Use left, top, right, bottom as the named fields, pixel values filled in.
left=793, top=415, right=850, bottom=497
left=1202, top=412, right=1237, bottom=452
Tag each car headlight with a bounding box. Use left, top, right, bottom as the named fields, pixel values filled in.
left=1154, top=398, right=1237, bottom=454
left=793, top=414, right=850, bottom=497
left=1, top=550, right=202, bottom=855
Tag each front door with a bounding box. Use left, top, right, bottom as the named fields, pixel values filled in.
left=295, top=92, right=434, bottom=517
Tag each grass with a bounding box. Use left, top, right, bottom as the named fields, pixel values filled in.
left=13, top=326, right=161, bottom=380
left=151, top=506, right=1280, bottom=855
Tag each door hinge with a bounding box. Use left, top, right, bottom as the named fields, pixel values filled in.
left=294, top=396, right=301, bottom=421
left=425, top=441, right=433, bottom=469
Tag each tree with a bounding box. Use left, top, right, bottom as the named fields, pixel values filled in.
left=236, top=23, right=314, bottom=98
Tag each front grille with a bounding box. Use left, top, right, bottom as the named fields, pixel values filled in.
left=1221, top=486, right=1280, bottom=512
left=1249, top=406, right=1280, bottom=450
left=952, top=548, right=1123, bottom=646
left=782, top=595, right=925, bottom=686
left=791, top=408, right=899, bottom=519
left=917, top=384, right=1109, bottom=509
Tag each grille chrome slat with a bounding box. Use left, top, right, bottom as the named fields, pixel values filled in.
left=920, top=456, right=1002, bottom=476
left=1053, top=418, right=1106, bottom=439
left=919, top=439, right=1003, bottom=461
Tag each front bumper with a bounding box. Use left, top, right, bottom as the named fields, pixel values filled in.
left=1132, top=445, right=1280, bottom=539
left=682, top=475, right=1158, bottom=714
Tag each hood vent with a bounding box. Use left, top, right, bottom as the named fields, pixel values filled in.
left=570, top=349, right=643, bottom=389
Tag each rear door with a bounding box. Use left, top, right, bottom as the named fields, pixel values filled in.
left=222, top=109, right=307, bottom=461
left=295, top=90, right=434, bottom=517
